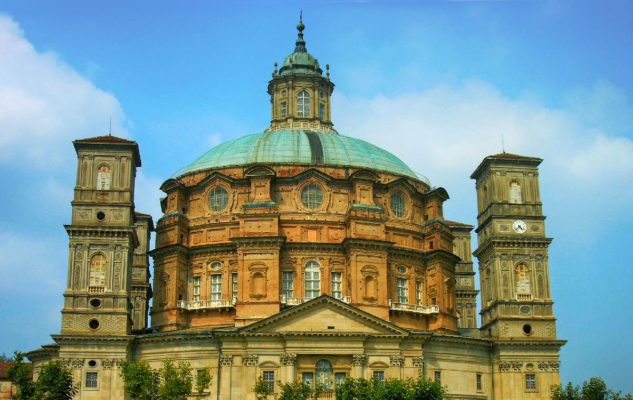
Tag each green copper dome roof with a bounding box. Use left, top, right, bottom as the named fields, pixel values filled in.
left=174, top=129, right=429, bottom=185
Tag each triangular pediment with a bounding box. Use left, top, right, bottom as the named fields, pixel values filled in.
left=240, top=296, right=409, bottom=336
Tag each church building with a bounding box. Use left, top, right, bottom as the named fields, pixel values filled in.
left=28, top=17, right=564, bottom=400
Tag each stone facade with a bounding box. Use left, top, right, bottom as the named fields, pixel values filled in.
left=27, top=18, right=564, bottom=400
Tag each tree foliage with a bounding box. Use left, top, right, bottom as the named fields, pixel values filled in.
left=335, top=377, right=445, bottom=400
left=8, top=354, right=77, bottom=400
left=33, top=361, right=78, bottom=400
left=551, top=377, right=633, bottom=400
left=7, top=352, right=35, bottom=400
left=195, top=368, right=212, bottom=396
left=120, top=359, right=193, bottom=400
left=253, top=376, right=274, bottom=400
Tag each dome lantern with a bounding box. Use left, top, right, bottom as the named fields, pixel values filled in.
left=267, top=15, right=335, bottom=132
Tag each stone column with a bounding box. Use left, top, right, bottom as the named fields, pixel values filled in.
left=219, top=355, right=233, bottom=399
left=281, top=353, right=297, bottom=383
left=351, top=354, right=366, bottom=379
left=390, top=355, right=404, bottom=379
left=243, top=354, right=259, bottom=397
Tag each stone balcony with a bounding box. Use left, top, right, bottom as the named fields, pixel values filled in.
left=515, top=293, right=533, bottom=301
left=389, top=300, right=440, bottom=315
left=177, top=298, right=236, bottom=310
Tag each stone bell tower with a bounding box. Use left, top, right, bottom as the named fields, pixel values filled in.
left=60, top=135, right=142, bottom=336
left=471, top=153, right=564, bottom=399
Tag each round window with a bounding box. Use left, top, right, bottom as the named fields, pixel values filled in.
left=88, top=360, right=97, bottom=367
left=208, top=187, right=229, bottom=212
left=522, top=324, right=533, bottom=335
left=390, top=191, right=407, bottom=218
left=210, top=261, right=222, bottom=270
left=96, top=211, right=106, bottom=221
left=89, top=319, right=100, bottom=330
left=301, top=183, right=324, bottom=210
left=89, top=298, right=102, bottom=308
left=397, top=265, right=407, bottom=273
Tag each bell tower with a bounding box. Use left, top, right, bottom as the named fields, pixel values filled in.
left=60, top=135, right=142, bottom=336
left=471, top=153, right=564, bottom=398
left=268, top=15, right=335, bottom=132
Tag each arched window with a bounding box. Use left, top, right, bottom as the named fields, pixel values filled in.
left=297, top=90, right=310, bottom=116
left=390, top=191, right=406, bottom=218
left=96, top=165, right=111, bottom=190
left=509, top=181, right=522, bottom=204
left=89, top=254, right=106, bottom=288
left=315, top=359, right=333, bottom=390
left=304, top=261, right=321, bottom=299
left=515, top=264, right=531, bottom=295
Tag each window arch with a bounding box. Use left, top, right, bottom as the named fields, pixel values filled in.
left=315, top=359, right=334, bottom=390
left=297, top=90, right=310, bottom=117
left=89, top=254, right=107, bottom=288
left=515, top=264, right=531, bottom=295
left=304, top=261, right=321, bottom=299
left=509, top=181, right=522, bottom=204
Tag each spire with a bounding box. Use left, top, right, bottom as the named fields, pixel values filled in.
left=294, top=11, right=307, bottom=53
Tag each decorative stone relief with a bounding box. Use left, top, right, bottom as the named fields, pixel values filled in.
left=101, top=359, right=115, bottom=369
left=71, top=359, right=85, bottom=369
left=412, top=357, right=424, bottom=367
left=243, top=354, right=259, bottom=366
left=281, top=353, right=297, bottom=366
left=220, top=355, right=234, bottom=367
left=352, top=354, right=367, bottom=366
left=390, top=355, right=404, bottom=367
left=498, top=362, right=511, bottom=372
left=511, top=361, right=523, bottom=371
left=549, top=361, right=561, bottom=372
left=538, top=362, right=549, bottom=371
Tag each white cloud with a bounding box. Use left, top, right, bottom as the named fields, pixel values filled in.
left=333, top=80, right=633, bottom=241
left=0, top=15, right=126, bottom=167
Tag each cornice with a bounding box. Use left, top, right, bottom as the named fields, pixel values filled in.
left=134, top=329, right=219, bottom=344
left=52, top=334, right=134, bottom=344
left=474, top=237, right=553, bottom=256
left=427, top=333, right=492, bottom=348
left=424, top=249, right=461, bottom=265
left=389, top=246, right=425, bottom=262
left=189, top=243, right=237, bottom=256
left=343, top=238, right=393, bottom=252
left=150, top=244, right=189, bottom=258
left=65, top=225, right=136, bottom=238
left=492, top=339, right=567, bottom=348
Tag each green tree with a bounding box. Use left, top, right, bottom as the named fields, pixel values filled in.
left=159, top=359, right=193, bottom=400
left=409, top=377, right=445, bottom=400
left=120, top=360, right=160, bottom=400
left=335, top=376, right=444, bottom=400
left=278, top=381, right=312, bottom=400
left=195, top=368, right=212, bottom=397
left=253, top=376, right=274, bottom=400
left=33, top=361, right=78, bottom=400
left=6, top=351, right=35, bottom=400
left=551, top=378, right=633, bottom=400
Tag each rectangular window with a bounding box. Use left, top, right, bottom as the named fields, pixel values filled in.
left=85, top=371, right=98, bottom=388
left=525, top=373, right=537, bottom=391
left=331, top=272, right=342, bottom=300
left=373, top=370, right=385, bottom=385
left=476, top=373, right=482, bottom=391
left=397, top=278, right=409, bottom=304
left=319, top=103, right=325, bottom=120
left=415, top=281, right=421, bottom=304
left=302, top=372, right=314, bottom=388
left=434, top=370, right=441, bottom=383
left=281, top=101, right=287, bottom=117
left=335, top=372, right=347, bottom=386
left=282, top=271, right=294, bottom=299
left=211, top=274, right=222, bottom=301
left=305, top=269, right=321, bottom=299
left=263, top=371, right=275, bottom=392
left=193, top=276, right=201, bottom=302
left=232, top=272, right=238, bottom=301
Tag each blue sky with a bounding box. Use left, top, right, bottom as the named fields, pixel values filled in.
left=0, top=0, right=632, bottom=393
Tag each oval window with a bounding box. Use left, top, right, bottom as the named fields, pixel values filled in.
left=208, top=187, right=229, bottom=212
left=301, top=183, right=324, bottom=210
left=390, top=191, right=406, bottom=217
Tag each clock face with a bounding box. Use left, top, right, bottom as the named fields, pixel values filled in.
left=513, top=220, right=527, bottom=234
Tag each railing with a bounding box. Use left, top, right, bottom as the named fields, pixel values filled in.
left=88, top=286, right=105, bottom=293
left=177, top=298, right=236, bottom=310
left=318, top=391, right=334, bottom=399
left=515, top=293, right=533, bottom=301
left=389, top=300, right=440, bottom=315
left=281, top=296, right=351, bottom=306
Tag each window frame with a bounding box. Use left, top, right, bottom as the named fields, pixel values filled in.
left=397, top=277, right=409, bottom=304
left=282, top=271, right=295, bottom=299
left=210, top=274, right=222, bottom=301
left=389, top=191, right=407, bottom=218
left=300, top=183, right=324, bottom=210
left=304, top=261, right=321, bottom=300
left=208, top=186, right=229, bottom=212
left=525, top=373, right=537, bottom=392
left=331, top=271, right=342, bottom=300
left=476, top=373, right=483, bottom=391
left=434, top=370, right=442, bottom=383
left=297, top=90, right=311, bottom=117
left=85, top=371, right=99, bottom=390
left=193, top=275, right=201, bottom=302
left=262, top=370, right=275, bottom=392
left=372, top=370, right=385, bottom=385
left=231, top=272, right=238, bottom=301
